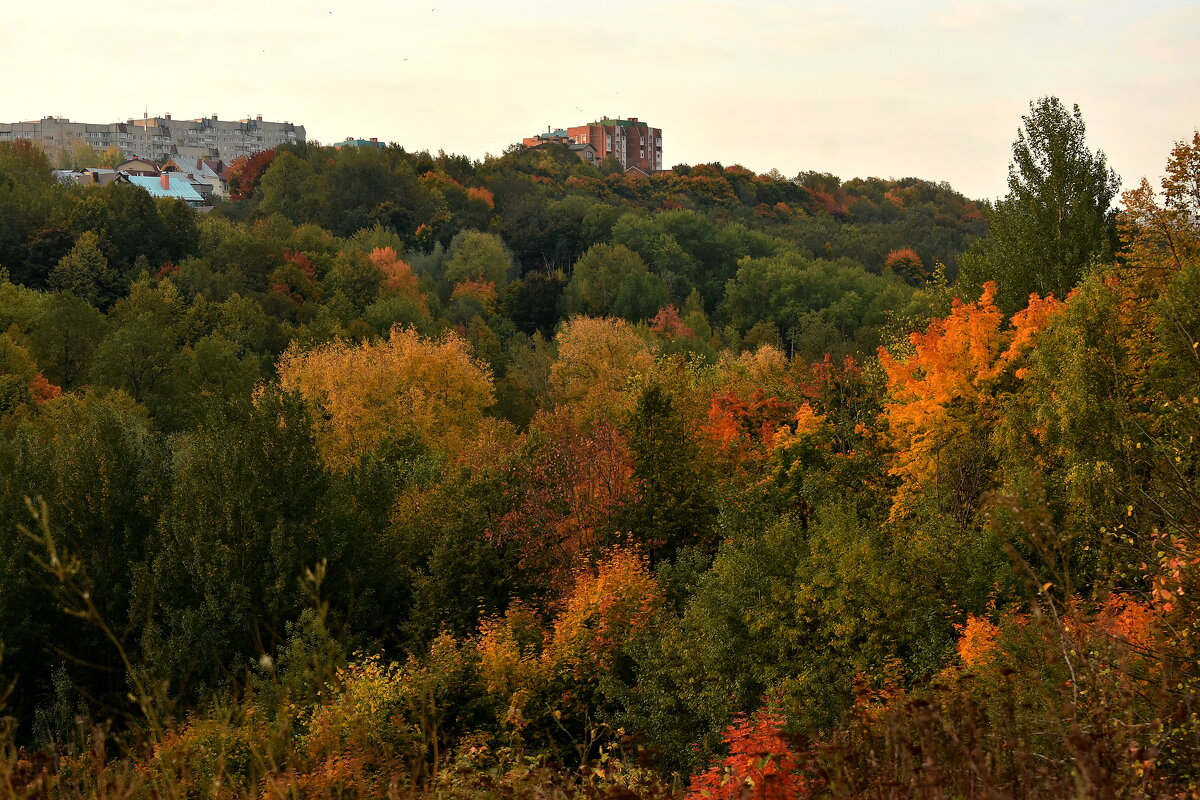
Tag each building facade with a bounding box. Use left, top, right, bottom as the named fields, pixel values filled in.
left=0, top=114, right=305, bottom=163
left=522, top=118, right=662, bottom=173
left=567, top=118, right=661, bottom=172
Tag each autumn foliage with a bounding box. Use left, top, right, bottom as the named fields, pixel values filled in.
left=278, top=327, right=493, bottom=471
left=878, top=282, right=1063, bottom=518
left=370, top=246, right=426, bottom=308
left=491, top=407, right=635, bottom=594
left=226, top=148, right=276, bottom=201
left=687, top=709, right=812, bottom=800
left=5, top=115, right=1200, bottom=800
left=546, top=545, right=661, bottom=677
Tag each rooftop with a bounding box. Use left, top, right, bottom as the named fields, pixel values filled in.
left=591, top=118, right=649, bottom=128
left=127, top=173, right=205, bottom=203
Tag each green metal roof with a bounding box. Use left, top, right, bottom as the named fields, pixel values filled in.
left=593, top=118, right=648, bottom=128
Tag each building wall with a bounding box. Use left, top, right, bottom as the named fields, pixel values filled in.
left=565, top=118, right=661, bottom=172
left=0, top=114, right=305, bottom=163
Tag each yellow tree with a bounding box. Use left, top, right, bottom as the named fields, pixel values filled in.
left=278, top=327, right=493, bottom=472
left=549, top=316, right=655, bottom=426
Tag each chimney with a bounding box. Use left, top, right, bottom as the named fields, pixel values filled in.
left=370, top=137, right=378, bottom=143
left=165, top=113, right=171, bottom=120
left=256, top=114, right=262, bottom=122
left=160, top=173, right=170, bottom=190
left=196, top=158, right=202, bottom=170
left=212, top=114, right=218, bottom=121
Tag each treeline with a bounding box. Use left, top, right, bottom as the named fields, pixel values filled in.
left=0, top=100, right=1197, bottom=799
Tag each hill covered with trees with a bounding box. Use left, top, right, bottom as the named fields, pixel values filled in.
left=0, top=99, right=1198, bottom=799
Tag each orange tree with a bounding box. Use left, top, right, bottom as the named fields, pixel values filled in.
left=878, top=281, right=1063, bottom=524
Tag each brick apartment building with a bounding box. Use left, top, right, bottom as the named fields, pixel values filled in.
left=522, top=117, right=662, bottom=173
left=0, top=113, right=305, bottom=162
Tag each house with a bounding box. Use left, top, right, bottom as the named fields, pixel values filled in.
left=115, top=158, right=162, bottom=176
left=53, top=168, right=126, bottom=187
left=522, top=129, right=572, bottom=147
left=566, top=118, right=662, bottom=173
left=568, top=142, right=598, bottom=165
left=81, top=168, right=125, bottom=186
left=166, top=156, right=227, bottom=198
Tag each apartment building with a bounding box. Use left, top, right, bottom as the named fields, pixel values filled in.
left=522, top=118, right=662, bottom=173
left=567, top=118, right=662, bottom=173
left=0, top=114, right=305, bottom=162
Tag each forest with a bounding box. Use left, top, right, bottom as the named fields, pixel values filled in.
left=0, top=97, right=1197, bottom=799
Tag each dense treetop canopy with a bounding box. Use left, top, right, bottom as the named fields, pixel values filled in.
left=0, top=107, right=1198, bottom=799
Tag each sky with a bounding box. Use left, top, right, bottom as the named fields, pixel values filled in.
left=2, top=0, right=1197, bottom=200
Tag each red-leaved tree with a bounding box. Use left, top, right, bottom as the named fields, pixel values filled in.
left=687, top=708, right=813, bottom=800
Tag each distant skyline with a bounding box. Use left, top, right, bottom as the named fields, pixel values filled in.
left=3, top=0, right=1196, bottom=200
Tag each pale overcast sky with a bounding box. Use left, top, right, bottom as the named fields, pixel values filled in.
left=3, top=0, right=1196, bottom=199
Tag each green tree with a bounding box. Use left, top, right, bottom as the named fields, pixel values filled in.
left=141, top=391, right=335, bottom=694
left=258, top=151, right=325, bottom=224
left=958, top=97, right=1119, bottom=311
left=614, top=383, right=716, bottom=561
left=29, top=291, right=106, bottom=388
left=89, top=277, right=186, bottom=408
left=563, top=243, right=665, bottom=320
left=444, top=230, right=513, bottom=288
left=48, top=231, right=122, bottom=307
left=0, top=391, right=167, bottom=723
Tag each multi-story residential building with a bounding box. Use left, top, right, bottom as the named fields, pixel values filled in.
left=0, top=114, right=305, bottom=163
left=567, top=118, right=662, bottom=173
left=333, top=137, right=386, bottom=149
left=522, top=118, right=662, bottom=173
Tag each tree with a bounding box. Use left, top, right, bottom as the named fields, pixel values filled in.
left=490, top=407, right=636, bottom=594
left=1119, top=131, right=1200, bottom=283
left=258, top=151, right=324, bottom=224
left=614, top=383, right=716, bottom=561
left=878, top=282, right=1063, bottom=522
left=141, top=391, right=334, bottom=692
left=49, top=231, right=121, bottom=307
left=883, top=247, right=927, bottom=283
left=277, top=327, right=494, bottom=472
left=548, top=316, right=655, bottom=425
left=0, top=391, right=167, bottom=720
left=226, top=148, right=276, bottom=201
left=444, top=230, right=513, bottom=288
left=89, top=277, right=186, bottom=406
left=563, top=243, right=667, bottom=321
left=29, top=291, right=106, bottom=389
left=686, top=708, right=812, bottom=800
left=958, top=97, right=1119, bottom=311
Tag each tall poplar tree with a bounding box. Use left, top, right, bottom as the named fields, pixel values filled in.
left=959, top=97, right=1119, bottom=311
